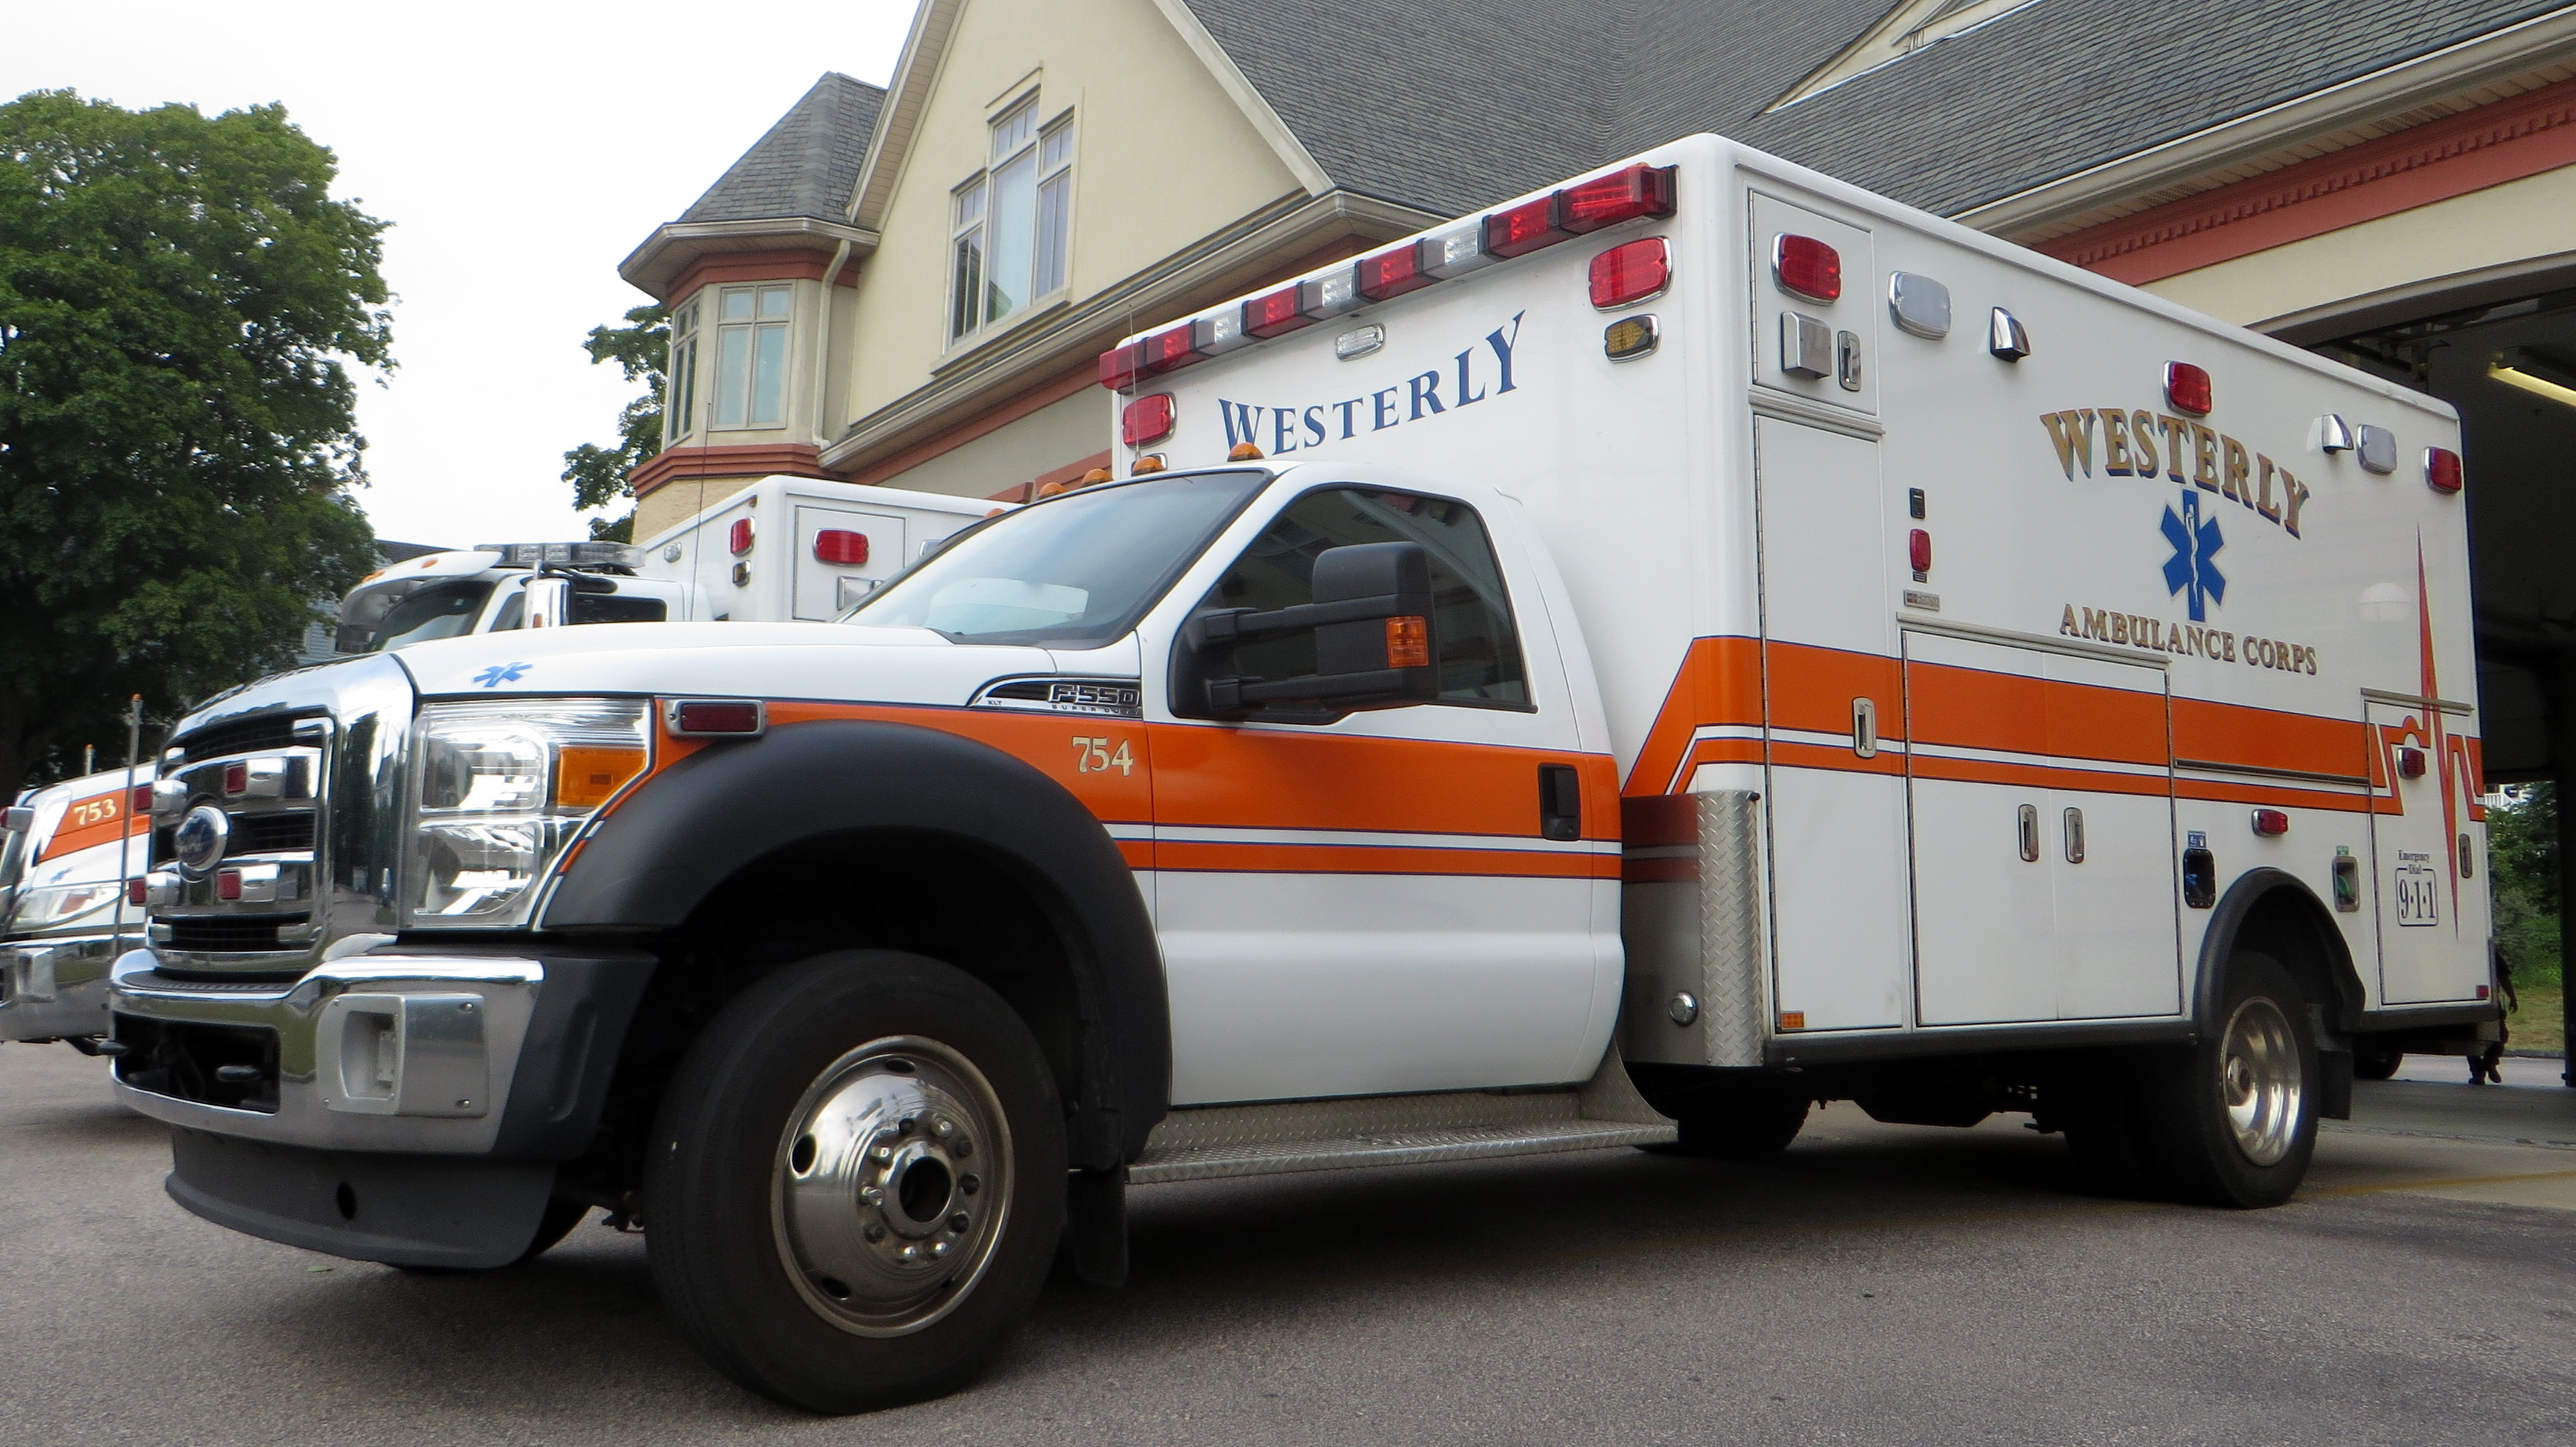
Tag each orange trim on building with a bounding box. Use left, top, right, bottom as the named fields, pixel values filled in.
left=2039, top=76, right=2576, bottom=284
left=666, top=248, right=861, bottom=310
left=631, top=443, right=829, bottom=498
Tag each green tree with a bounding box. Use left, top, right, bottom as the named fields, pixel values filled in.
left=561, top=304, right=666, bottom=543
left=2490, top=781, right=2560, bottom=982
left=0, top=92, right=389, bottom=800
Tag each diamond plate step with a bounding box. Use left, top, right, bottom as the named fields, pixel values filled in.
left=1128, top=1046, right=1676, bottom=1185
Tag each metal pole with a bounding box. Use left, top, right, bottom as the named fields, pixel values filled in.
left=116, top=695, right=141, bottom=954
left=2555, top=654, right=2576, bottom=1086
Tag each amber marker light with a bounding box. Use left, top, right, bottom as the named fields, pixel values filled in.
left=1228, top=443, right=1265, bottom=461
left=1385, top=615, right=1430, bottom=668
left=1130, top=454, right=1167, bottom=475
left=555, top=744, right=648, bottom=810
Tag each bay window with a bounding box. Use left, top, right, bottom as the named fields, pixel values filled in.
left=714, top=284, right=793, bottom=429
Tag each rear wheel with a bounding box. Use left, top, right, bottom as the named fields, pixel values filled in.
left=2353, top=1041, right=2405, bottom=1081
left=2133, top=952, right=2317, bottom=1207
left=1652, top=1084, right=1809, bottom=1161
left=646, top=951, right=1065, bottom=1413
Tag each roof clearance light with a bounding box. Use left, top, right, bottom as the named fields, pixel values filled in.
left=1296, top=270, right=1362, bottom=322
left=1484, top=194, right=1568, bottom=259
left=1143, top=323, right=1207, bottom=374
left=1421, top=221, right=1497, bottom=279
left=728, top=517, right=754, bottom=555
left=1122, top=392, right=1177, bottom=446
left=1590, top=237, right=1670, bottom=309
left=1098, top=341, right=1147, bottom=393
left=1774, top=234, right=1841, bottom=303
left=1130, top=454, right=1167, bottom=475
left=1356, top=246, right=1435, bottom=303
left=2426, top=445, right=2465, bottom=494
left=2166, top=361, right=2214, bottom=415
left=1557, top=163, right=1678, bottom=234
left=2251, top=808, right=2290, bottom=837
left=1228, top=443, right=1264, bottom=461
left=811, top=529, right=870, bottom=567
left=667, top=698, right=765, bottom=737
left=1243, top=286, right=1314, bottom=339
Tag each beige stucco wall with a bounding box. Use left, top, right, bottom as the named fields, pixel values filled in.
left=882, top=386, right=1109, bottom=498
left=838, top=0, right=1306, bottom=427
left=2144, top=164, right=2576, bottom=328
left=634, top=471, right=760, bottom=541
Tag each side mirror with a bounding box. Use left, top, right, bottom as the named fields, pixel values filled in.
left=523, top=575, right=572, bottom=629
left=1177, top=541, right=1440, bottom=719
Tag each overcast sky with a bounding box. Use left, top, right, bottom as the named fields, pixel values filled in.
left=4, top=0, right=913, bottom=548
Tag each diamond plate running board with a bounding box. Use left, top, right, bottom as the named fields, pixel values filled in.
left=1128, top=1044, right=1676, bottom=1185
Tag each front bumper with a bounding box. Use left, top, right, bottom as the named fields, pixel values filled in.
left=108, top=941, right=653, bottom=1158
left=2, top=933, right=120, bottom=1041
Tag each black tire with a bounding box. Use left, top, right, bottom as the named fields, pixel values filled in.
left=1659, top=1090, right=1810, bottom=1161
left=2353, top=1041, right=2405, bottom=1081
left=2057, top=1054, right=2156, bottom=1199
left=646, top=950, right=1065, bottom=1413
left=2132, top=952, right=2318, bottom=1208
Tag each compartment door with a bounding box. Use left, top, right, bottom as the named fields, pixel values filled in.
left=793, top=506, right=908, bottom=621
left=1756, top=417, right=1907, bottom=1032
left=2367, top=701, right=2483, bottom=1004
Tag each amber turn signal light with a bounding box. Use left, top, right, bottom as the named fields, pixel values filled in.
left=555, top=744, right=648, bottom=810
left=1385, top=615, right=1430, bottom=669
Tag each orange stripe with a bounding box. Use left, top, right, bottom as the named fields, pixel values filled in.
left=1151, top=839, right=1619, bottom=879
left=38, top=790, right=138, bottom=862
left=2173, top=697, right=2364, bottom=782
left=2175, top=777, right=2371, bottom=813
left=1768, top=642, right=1903, bottom=742
left=1911, top=755, right=2172, bottom=798
left=1908, top=662, right=2166, bottom=766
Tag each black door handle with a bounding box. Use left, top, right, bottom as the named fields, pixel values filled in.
left=1539, top=764, right=1581, bottom=841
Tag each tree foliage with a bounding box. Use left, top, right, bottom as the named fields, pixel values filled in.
left=0, top=91, right=389, bottom=799
left=2490, top=782, right=2560, bottom=983
left=561, top=304, right=665, bottom=543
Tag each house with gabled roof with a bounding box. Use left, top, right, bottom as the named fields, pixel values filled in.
left=619, top=0, right=2576, bottom=837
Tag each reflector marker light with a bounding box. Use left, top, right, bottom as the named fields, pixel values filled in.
left=2426, top=446, right=2464, bottom=494
left=811, top=530, right=870, bottom=567
left=1356, top=245, right=1435, bottom=302
left=222, top=762, right=248, bottom=796
left=216, top=869, right=242, bottom=902
left=1774, top=234, right=1841, bottom=303
left=1122, top=393, right=1177, bottom=446
left=1385, top=615, right=1430, bottom=669
left=1602, top=315, right=1660, bottom=360
left=2251, top=809, right=2290, bottom=837
left=1590, top=237, right=1670, bottom=309
left=1909, top=528, right=1932, bottom=573
left=2166, top=361, right=2213, bottom=416
left=2397, top=747, right=2427, bottom=779
left=728, top=517, right=754, bottom=555
left=665, top=699, right=765, bottom=738
left=1558, top=163, right=1677, bottom=234
left=129, top=784, right=152, bottom=814
left=127, top=878, right=147, bottom=906
left=1242, top=286, right=1313, bottom=339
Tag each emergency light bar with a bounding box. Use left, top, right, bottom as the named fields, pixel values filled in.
left=475, top=541, right=645, bottom=570
left=1101, top=162, right=1677, bottom=394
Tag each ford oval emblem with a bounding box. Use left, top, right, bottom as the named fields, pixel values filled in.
left=174, top=804, right=230, bottom=877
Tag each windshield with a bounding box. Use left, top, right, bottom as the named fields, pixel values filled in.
left=847, top=471, right=1267, bottom=647
left=338, top=579, right=497, bottom=654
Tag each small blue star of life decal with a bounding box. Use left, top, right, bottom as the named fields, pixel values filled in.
left=473, top=662, right=532, bottom=689
left=2161, top=491, right=2226, bottom=623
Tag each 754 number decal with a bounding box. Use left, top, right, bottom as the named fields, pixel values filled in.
left=1070, top=735, right=1135, bottom=776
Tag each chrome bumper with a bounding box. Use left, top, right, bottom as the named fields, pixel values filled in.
left=108, top=947, right=544, bottom=1154
left=1, top=934, right=120, bottom=1041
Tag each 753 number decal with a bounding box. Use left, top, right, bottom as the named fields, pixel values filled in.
left=1070, top=735, right=1135, bottom=777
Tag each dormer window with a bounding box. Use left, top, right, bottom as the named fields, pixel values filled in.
left=1771, top=0, right=2045, bottom=109
left=950, top=97, right=1073, bottom=341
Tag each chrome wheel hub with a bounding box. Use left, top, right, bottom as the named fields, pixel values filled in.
left=2218, top=995, right=2301, bottom=1166
left=771, top=1037, right=1011, bottom=1336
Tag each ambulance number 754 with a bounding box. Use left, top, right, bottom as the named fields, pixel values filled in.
left=1071, top=736, right=1135, bottom=776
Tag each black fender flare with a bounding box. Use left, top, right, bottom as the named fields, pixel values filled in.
left=541, top=717, right=1168, bottom=1163
left=2192, top=867, right=2364, bottom=1037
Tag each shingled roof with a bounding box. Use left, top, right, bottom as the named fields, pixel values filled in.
left=1180, top=0, right=2571, bottom=220
left=679, top=72, right=886, bottom=225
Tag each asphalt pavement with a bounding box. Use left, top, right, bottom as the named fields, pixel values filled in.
left=5, top=1042, right=2574, bottom=1446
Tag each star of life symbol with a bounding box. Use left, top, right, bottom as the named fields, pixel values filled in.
left=473, top=662, right=531, bottom=689
left=2160, top=490, right=2227, bottom=623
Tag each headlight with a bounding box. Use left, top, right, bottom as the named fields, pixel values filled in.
left=8, top=880, right=124, bottom=933
left=406, top=698, right=651, bottom=928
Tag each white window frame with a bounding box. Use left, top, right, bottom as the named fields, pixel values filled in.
left=666, top=298, right=700, bottom=444
left=711, top=283, right=794, bottom=430
left=949, top=97, right=1073, bottom=343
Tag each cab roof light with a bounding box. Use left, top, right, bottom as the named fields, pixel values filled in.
left=728, top=517, right=754, bottom=555
left=1122, top=393, right=1177, bottom=447
left=665, top=698, right=765, bottom=738
left=2426, top=445, right=2465, bottom=494
left=1590, top=237, right=1670, bottom=309
left=1130, top=454, right=1167, bottom=475
left=1098, top=341, right=1147, bottom=393
left=1243, top=286, right=1314, bottom=340
left=478, top=541, right=643, bottom=570
left=1229, top=442, right=1265, bottom=461
left=1774, top=234, right=1841, bottom=303
left=2166, top=361, right=2213, bottom=416
left=811, top=529, right=870, bottom=567
left=1558, top=163, right=1677, bottom=234
left=1484, top=193, right=1569, bottom=259
left=1143, top=323, right=1208, bottom=374
left=1356, top=245, right=1436, bottom=303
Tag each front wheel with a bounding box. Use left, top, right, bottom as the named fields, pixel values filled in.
left=646, top=951, right=1065, bottom=1413
left=2133, top=952, right=2318, bottom=1207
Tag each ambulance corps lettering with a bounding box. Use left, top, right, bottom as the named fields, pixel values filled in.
left=2057, top=604, right=2320, bottom=675
left=2040, top=408, right=2311, bottom=539
left=1218, top=312, right=1525, bottom=456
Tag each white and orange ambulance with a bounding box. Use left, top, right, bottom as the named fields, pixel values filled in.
left=3, top=768, right=146, bottom=1046
left=107, top=134, right=2488, bottom=1411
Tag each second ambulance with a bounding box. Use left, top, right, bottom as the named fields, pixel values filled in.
left=106, top=134, right=2489, bottom=1410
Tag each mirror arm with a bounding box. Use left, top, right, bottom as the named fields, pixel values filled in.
left=1193, top=595, right=1404, bottom=647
